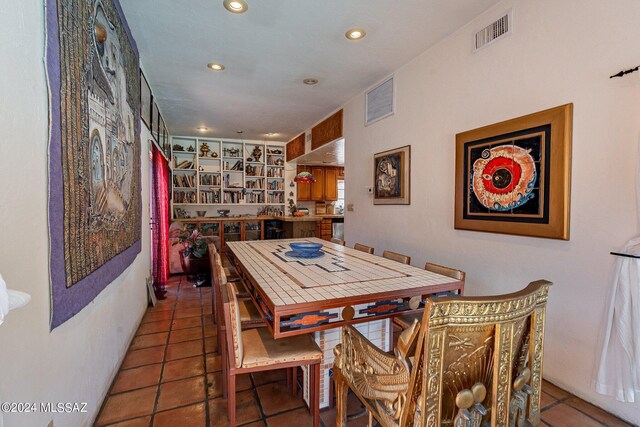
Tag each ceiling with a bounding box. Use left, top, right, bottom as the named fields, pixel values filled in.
left=120, top=0, right=502, bottom=141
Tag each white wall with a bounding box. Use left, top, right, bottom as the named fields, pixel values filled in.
left=0, top=1, right=151, bottom=426
left=344, top=0, right=640, bottom=423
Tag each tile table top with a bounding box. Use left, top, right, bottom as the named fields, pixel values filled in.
left=226, top=238, right=456, bottom=307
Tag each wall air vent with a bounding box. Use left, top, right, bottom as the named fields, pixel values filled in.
left=473, top=10, right=512, bottom=52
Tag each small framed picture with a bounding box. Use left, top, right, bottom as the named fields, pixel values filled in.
left=140, top=71, right=152, bottom=130
left=373, top=145, right=410, bottom=205
left=162, top=122, right=170, bottom=157
left=151, top=100, right=159, bottom=142
left=159, top=114, right=166, bottom=150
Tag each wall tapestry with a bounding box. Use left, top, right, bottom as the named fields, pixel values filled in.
left=47, top=0, right=141, bottom=329
left=373, top=145, right=410, bottom=205
left=454, top=104, right=572, bottom=240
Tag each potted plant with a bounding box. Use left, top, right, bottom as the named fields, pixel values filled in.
left=171, top=224, right=214, bottom=285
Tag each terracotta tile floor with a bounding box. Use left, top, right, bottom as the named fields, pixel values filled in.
left=95, top=274, right=633, bottom=426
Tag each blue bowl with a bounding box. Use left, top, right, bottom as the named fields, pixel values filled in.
left=289, top=242, right=323, bottom=256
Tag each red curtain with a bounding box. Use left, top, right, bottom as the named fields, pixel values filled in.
left=152, top=145, right=170, bottom=289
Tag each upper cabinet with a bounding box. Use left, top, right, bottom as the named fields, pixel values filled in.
left=311, top=110, right=343, bottom=151
left=296, top=166, right=343, bottom=202
left=297, top=165, right=311, bottom=201
left=310, top=167, right=325, bottom=201
left=324, top=167, right=338, bottom=201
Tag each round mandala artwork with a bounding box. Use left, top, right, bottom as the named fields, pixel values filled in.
left=472, top=145, right=536, bottom=211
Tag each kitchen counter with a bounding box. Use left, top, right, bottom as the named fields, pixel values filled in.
left=278, top=214, right=343, bottom=222
left=173, top=214, right=344, bottom=223
left=173, top=216, right=274, bottom=223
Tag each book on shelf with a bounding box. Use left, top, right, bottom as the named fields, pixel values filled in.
left=200, top=174, right=221, bottom=186
left=199, top=190, right=220, bottom=204
left=245, top=178, right=264, bottom=189
left=223, top=190, right=243, bottom=204
left=245, top=165, right=264, bottom=176
left=224, top=160, right=243, bottom=171
left=244, top=191, right=265, bottom=204
left=175, top=159, right=194, bottom=169
left=266, top=167, right=284, bottom=178
left=266, top=155, right=285, bottom=166
left=267, top=192, right=285, bottom=204
left=173, top=174, right=195, bottom=187
left=174, top=191, right=197, bottom=204
left=267, top=180, right=284, bottom=190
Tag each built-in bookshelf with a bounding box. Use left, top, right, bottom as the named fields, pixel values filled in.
left=170, top=137, right=287, bottom=218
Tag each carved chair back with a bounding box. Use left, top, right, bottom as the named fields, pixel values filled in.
left=333, top=280, right=551, bottom=427
left=404, top=280, right=551, bottom=426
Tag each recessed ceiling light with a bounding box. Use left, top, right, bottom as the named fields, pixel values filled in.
left=266, top=132, right=278, bottom=137
left=303, top=78, right=319, bottom=85
left=207, top=63, right=225, bottom=71
left=197, top=126, right=208, bottom=132
left=345, top=28, right=366, bottom=40
left=223, top=0, right=248, bottom=13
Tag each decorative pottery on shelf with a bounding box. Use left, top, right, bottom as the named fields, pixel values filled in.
left=286, top=242, right=324, bottom=258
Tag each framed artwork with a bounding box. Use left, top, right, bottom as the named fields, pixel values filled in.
left=162, top=122, right=170, bottom=157
left=140, top=71, right=152, bottom=130
left=455, top=104, right=573, bottom=240
left=373, top=145, right=410, bottom=205
left=46, top=0, right=141, bottom=328
left=151, top=100, right=160, bottom=142
left=159, top=114, right=166, bottom=151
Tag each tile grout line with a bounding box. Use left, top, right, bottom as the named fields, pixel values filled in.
left=148, top=275, right=181, bottom=426
left=199, top=280, right=212, bottom=427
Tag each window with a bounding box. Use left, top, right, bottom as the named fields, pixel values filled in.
left=336, top=179, right=345, bottom=212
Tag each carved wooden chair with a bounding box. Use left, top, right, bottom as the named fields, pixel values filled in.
left=354, top=243, right=375, bottom=254
left=383, top=250, right=411, bottom=265
left=331, top=237, right=346, bottom=246
left=333, top=280, right=552, bottom=427
left=394, top=262, right=466, bottom=330
left=221, top=282, right=323, bottom=427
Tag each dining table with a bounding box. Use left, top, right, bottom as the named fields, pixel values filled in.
left=225, top=237, right=464, bottom=408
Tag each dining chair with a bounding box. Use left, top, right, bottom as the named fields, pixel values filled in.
left=333, top=280, right=552, bottom=427
left=211, top=253, right=264, bottom=350
left=221, top=282, right=323, bottom=427
left=382, top=250, right=411, bottom=265
left=354, top=243, right=374, bottom=254
left=393, top=262, right=465, bottom=329
left=330, top=238, right=346, bottom=246
left=208, top=244, right=247, bottom=295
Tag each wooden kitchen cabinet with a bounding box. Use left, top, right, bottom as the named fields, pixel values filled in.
left=315, top=218, right=333, bottom=241
left=324, top=167, right=338, bottom=201
left=297, top=165, right=311, bottom=201
left=337, top=167, right=344, bottom=179
left=310, top=167, right=325, bottom=201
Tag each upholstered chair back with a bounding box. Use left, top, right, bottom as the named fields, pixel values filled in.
left=222, top=282, right=244, bottom=369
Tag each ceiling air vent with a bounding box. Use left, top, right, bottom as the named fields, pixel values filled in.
left=473, top=10, right=512, bottom=52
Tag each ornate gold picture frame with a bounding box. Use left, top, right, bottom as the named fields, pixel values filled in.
left=455, top=104, right=572, bottom=240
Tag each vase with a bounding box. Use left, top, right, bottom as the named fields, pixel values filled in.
left=179, top=250, right=211, bottom=286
